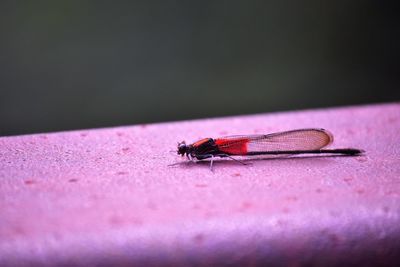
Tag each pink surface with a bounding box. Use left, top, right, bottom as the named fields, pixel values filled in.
left=1, top=103, right=400, bottom=266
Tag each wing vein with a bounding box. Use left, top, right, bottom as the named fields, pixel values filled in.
left=216, top=128, right=333, bottom=154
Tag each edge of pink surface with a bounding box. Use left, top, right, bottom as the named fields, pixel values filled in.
left=1, top=103, right=400, bottom=266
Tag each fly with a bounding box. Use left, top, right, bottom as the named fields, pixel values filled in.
left=176, top=128, right=363, bottom=171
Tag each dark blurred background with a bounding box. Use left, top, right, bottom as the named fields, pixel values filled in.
left=0, top=1, right=399, bottom=136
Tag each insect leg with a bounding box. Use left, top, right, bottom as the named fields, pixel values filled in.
left=193, top=154, right=215, bottom=171
left=209, top=156, right=214, bottom=172
left=219, top=154, right=249, bottom=165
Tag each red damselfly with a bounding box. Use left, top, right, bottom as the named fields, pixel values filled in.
left=175, top=128, right=363, bottom=170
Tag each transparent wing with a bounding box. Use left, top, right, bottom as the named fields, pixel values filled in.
left=215, top=128, right=333, bottom=154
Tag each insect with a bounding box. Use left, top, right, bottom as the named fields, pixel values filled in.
left=176, top=128, right=363, bottom=170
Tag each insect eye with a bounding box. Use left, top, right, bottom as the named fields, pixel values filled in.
left=178, top=141, right=186, bottom=148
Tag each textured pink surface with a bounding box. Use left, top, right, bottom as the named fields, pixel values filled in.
left=1, top=103, right=400, bottom=266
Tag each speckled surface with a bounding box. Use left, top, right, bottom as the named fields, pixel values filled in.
left=1, top=103, right=399, bottom=266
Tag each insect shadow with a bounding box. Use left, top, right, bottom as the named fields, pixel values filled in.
left=169, top=153, right=365, bottom=171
